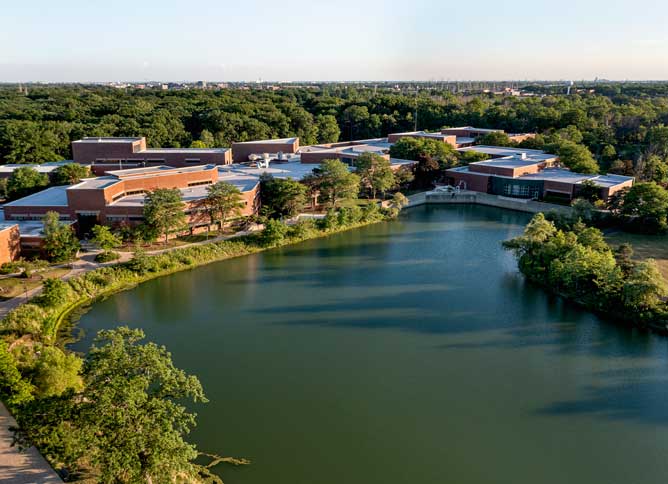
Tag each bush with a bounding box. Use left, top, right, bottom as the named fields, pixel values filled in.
left=95, top=251, right=120, bottom=263
left=2, top=304, right=48, bottom=337
left=288, top=219, right=318, bottom=240
left=260, top=219, right=289, bottom=247
left=38, top=278, right=71, bottom=308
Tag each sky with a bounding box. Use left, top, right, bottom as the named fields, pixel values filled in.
left=2, top=0, right=668, bottom=82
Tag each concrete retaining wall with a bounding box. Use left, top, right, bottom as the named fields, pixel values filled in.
left=407, top=190, right=574, bottom=215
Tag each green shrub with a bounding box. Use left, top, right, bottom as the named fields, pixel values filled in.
left=2, top=304, right=48, bottom=337
left=95, top=251, right=120, bottom=263
left=260, top=219, right=289, bottom=247
left=38, top=278, right=72, bottom=308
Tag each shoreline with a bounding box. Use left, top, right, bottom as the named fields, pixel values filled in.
left=49, top=217, right=392, bottom=343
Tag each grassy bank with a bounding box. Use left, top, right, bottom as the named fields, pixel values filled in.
left=605, top=231, right=668, bottom=280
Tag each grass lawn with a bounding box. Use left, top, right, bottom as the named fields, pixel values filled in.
left=0, top=267, right=71, bottom=300
left=605, top=231, right=668, bottom=280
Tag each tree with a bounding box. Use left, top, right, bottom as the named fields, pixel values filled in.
left=260, top=219, right=289, bottom=247
left=477, top=131, right=514, bottom=147
left=52, top=163, right=91, bottom=185
left=16, top=327, right=210, bottom=483
left=354, top=152, right=395, bottom=199
left=315, top=115, right=340, bottom=143
left=39, top=278, right=71, bottom=307
left=316, top=159, right=360, bottom=208
left=204, top=181, right=245, bottom=231
left=389, top=137, right=458, bottom=167
left=621, top=182, right=668, bottom=232
left=622, top=259, right=668, bottom=313
left=459, top=150, right=490, bottom=164
left=0, top=340, right=34, bottom=407
left=7, top=166, right=49, bottom=199
left=33, top=346, right=83, bottom=398
left=143, top=188, right=187, bottom=244
left=412, top=154, right=441, bottom=189
left=556, top=141, right=599, bottom=174
left=91, top=225, right=122, bottom=252
left=42, top=211, right=80, bottom=262
left=260, top=175, right=307, bottom=219
left=392, top=192, right=409, bottom=209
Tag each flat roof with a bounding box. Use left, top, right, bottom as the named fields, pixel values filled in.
left=232, top=137, right=298, bottom=145
left=107, top=164, right=217, bottom=178
left=142, top=148, right=230, bottom=154
left=469, top=157, right=544, bottom=169
left=0, top=161, right=75, bottom=174
left=68, top=177, right=119, bottom=190
left=522, top=168, right=594, bottom=183
left=3, top=185, right=69, bottom=207
left=390, top=131, right=450, bottom=139
left=73, top=137, right=143, bottom=143
left=0, top=211, right=75, bottom=237
left=586, top=173, right=634, bottom=187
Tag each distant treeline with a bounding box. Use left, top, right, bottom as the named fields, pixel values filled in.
left=1, top=84, right=668, bottom=179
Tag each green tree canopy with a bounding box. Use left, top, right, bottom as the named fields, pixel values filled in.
left=555, top=141, right=599, bottom=174
left=354, top=152, right=395, bottom=199
left=204, top=181, right=246, bottom=231
left=91, top=224, right=122, bottom=251
left=7, top=166, right=49, bottom=199
left=42, top=211, right=80, bottom=262
left=315, top=159, right=360, bottom=208
left=620, top=182, right=668, bottom=232
left=52, top=163, right=91, bottom=186
left=143, top=188, right=187, bottom=244
left=477, top=131, right=515, bottom=147
left=260, top=175, right=307, bottom=219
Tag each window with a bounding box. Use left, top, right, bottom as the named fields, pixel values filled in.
left=187, top=180, right=213, bottom=187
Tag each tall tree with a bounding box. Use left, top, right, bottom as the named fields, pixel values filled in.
left=556, top=141, right=599, bottom=174
left=7, top=166, right=49, bottom=199
left=204, top=181, right=245, bottom=231
left=354, top=152, right=395, bottom=199
left=14, top=327, right=211, bottom=483
left=260, top=175, right=307, bottom=219
left=52, top=163, right=91, bottom=185
left=316, top=159, right=360, bottom=208
left=42, top=211, right=80, bottom=262
left=143, top=188, right=187, bottom=244
left=315, top=115, right=341, bottom=143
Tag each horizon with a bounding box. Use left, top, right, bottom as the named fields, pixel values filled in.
left=3, top=0, right=668, bottom=83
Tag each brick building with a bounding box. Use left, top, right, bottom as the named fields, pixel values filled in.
left=72, top=137, right=232, bottom=175
left=4, top=165, right=259, bottom=235
left=445, top=146, right=633, bottom=202
left=231, top=138, right=300, bottom=163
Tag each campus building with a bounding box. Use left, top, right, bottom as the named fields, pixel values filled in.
left=231, top=138, right=300, bottom=163
left=440, top=127, right=536, bottom=145
left=72, top=137, right=232, bottom=175
left=3, top=165, right=259, bottom=235
left=445, top=146, right=633, bottom=202
left=299, top=139, right=392, bottom=164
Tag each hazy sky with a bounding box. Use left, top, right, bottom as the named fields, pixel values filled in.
left=2, top=0, right=667, bottom=82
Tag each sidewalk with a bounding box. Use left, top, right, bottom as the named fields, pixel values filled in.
left=0, top=403, right=62, bottom=483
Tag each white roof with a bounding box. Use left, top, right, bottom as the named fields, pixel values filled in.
left=3, top=186, right=69, bottom=207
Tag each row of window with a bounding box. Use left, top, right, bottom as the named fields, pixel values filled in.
left=502, top=183, right=540, bottom=199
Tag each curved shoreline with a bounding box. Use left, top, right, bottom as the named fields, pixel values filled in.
left=48, top=218, right=392, bottom=342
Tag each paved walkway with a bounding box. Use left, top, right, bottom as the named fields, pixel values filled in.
left=0, top=403, right=62, bottom=483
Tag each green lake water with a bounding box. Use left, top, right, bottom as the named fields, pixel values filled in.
left=70, top=205, right=668, bottom=484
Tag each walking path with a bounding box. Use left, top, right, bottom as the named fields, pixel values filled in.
left=0, top=403, right=63, bottom=483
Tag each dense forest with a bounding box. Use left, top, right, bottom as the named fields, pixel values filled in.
left=1, top=84, right=668, bottom=183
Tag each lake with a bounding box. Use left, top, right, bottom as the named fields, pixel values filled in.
left=70, top=205, right=668, bottom=484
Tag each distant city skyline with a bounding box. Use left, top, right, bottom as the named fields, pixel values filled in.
left=2, top=0, right=667, bottom=82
